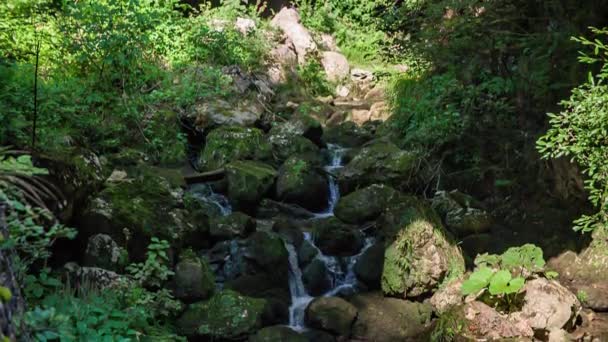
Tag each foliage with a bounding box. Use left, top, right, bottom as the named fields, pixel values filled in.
left=297, top=59, right=333, bottom=96
left=538, top=27, right=608, bottom=233
left=126, top=237, right=174, bottom=288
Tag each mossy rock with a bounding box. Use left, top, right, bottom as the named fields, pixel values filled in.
left=334, top=184, right=402, bottom=224
left=173, top=255, right=215, bottom=302
left=246, top=231, right=289, bottom=277
left=176, top=290, right=268, bottom=340
left=249, top=326, right=307, bottom=342
left=226, top=160, right=277, bottom=208
left=276, top=156, right=328, bottom=211
left=270, top=112, right=324, bottom=146
left=311, top=217, right=363, bottom=257
left=323, top=121, right=374, bottom=148
left=268, top=131, right=319, bottom=164
left=199, top=126, right=272, bottom=171
left=225, top=274, right=291, bottom=325
left=380, top=200, right=465, bottom=298
left=338, top=141, right=418, bottom=194
left=305, top=297, right=358, bottom=336
left=354, top=243, right=385, bottom=290
left=210, top=211, right=256, bottom=241
left=302, top=259, right=331, bottom=296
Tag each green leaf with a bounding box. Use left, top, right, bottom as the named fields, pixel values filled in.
left=461, top=267, right=494, bottom=295
left=488, top=269, right=512, bottom=295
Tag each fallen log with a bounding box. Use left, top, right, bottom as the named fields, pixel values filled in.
left=184, top=168, right=225, bottom=184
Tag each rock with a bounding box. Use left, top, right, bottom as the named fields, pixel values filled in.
left=268, top=131, right=320, bottom=164
left=256, top=199, right=315, bottom=220
left=83, top=234, right=127, bottom=272
left=430, top=278, right=464, bottom=314
left=268, top=43, right=298, bottom=84
left=276, top=113, right=324, bottom=146
left=323, top=121, right=374, bottom=147
left=364, top=84, right=387, bottom=103
left=249, top=326, right=307, bottom=342
left=225, top=274, right=291, bottom=325
left=338, top=141, right=418, bottom=194
left=320, top=51, right=350, bottom=82
left=549, top=229, right=608, bottom=312
left=334, top=184, right=402, bottom=224
left=520, top=278, right=580, bottom=331
left=246, top=231, right=289, bottom=276
left=368, top=101, right=390, bottom=121
left=445, top=208, right=492, bottom=237
left=305, top=297, right=357, bottom=336
left=302, top=259, right=331, bottom=296
left=351, top=109, right=371, bottom=125
left=318, top=33, right=338, bottom=51
left=351, top=68, right=375, bottom=93
left=381, top=200, right=465, bottom=298
left=336, top=85, right=350, bottom=98
left=311, top=217, right=363, bottom=257
left=350, top=292, right=433, bottom=341
left=354, top=243, right=385, bottom=289
left=225, top=160, right=277, bottom=208
left=192, top=98, right=265, bottom=129
left=176, top=290, right=267, bottom=339
left=63, top=262, right=126, bottom=289
left=301, top=329, right=336, bottom=342
left=433, top=301, right=534, bottom=340
left=173, top=254, right=215, bottom=302
left=298, top=239, right=319, bottom=267
left=209, top=212, right=256, bottom=241
left=235, top=17, right=256, bottom=34
left=199, top=126, right=272, bottom=171
left=272, top=219, right=304, bottom=247
left=276, top=156, right=328, bottom=211
left=271, top=8, right=317, bottom=63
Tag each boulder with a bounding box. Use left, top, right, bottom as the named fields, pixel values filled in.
left=246, top=231, right=289, bottom=278
left=305, top=297, right=357, bottom=336
left=351, top=109, right=371, bottom=125
left=354, top=243, right=385, bottom=289
left=271, top=8, right=317, bottom=63
left=276, top=156, right=328, bottom=211
left=225, top=160, right=277, bottom=207
left=429, top=278, right=464, bottom=314
left=298, top=239, right=319, bottom=267
left=173, top=254, right=215, bottom=302
left=268, top=130, right=319, bottom=164
left=334, top=184, right=401, bottom=224
left=320, top=51, right=350, bottom=82
left=199, top=126, right=272, bottom=171
left=271, top=113, right=323, bottom=146
left=249, top=326, right=307, bottom=342
left=256, top=199, right=315, bottom=220
left=83, top=234, right=127, bottom=272
left=192, top=98, right=265, bottom=129
left=350, top=292, right=433, bottom=341
left=311, top=217, right=364, bottom=257
left=445, top=208, right=492, bottom=237
left=209, top=212, right=256, bottom=241
left=338, top=141, right=418, bottom=194
left=318, top=33, right=338, bottom=52
left=368, top=101, right=390, bottom=122
left=302, top=259, right=331, bottom=296
left=323, top=121, right=374, bottom=147
left=176, top=290, right=268, bottom=339
left=63, top=262, right=126, bottom=289
left=381, top=200, right=465, bottom=298
left=235, top=17, right=256, bottom=35
left=520, top=278, right=580, bottom=331
left=225, top=274, right=291, bottom=325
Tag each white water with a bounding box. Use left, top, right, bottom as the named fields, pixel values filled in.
left=188, top=183, right=232, bottom=216
left=286, top=144, right=375, bottom=330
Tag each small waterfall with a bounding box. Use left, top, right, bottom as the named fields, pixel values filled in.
left=187, top=183, right=232, bottom=216
left=286, top=243, right=314, bottom=331
left=316, top=144, right=348, bottom=218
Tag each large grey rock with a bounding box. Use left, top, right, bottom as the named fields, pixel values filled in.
left=519, top=278, right=581, bottom=331
left=83, top=234, right=126, bottom=271
left=271, top=8, right=317, bottom=63
left=302, top=259, right=331, bottom=296
left=173, top=255, right=215, bottom=302
left=321, top=51, right=350, bottom=82
left=305, top=297, right=357, bottom=336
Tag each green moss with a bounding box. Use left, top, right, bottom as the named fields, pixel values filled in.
left=381, top=245, right=407, bottom=296
left=430, top=306, right=467, bottom=342
left=225, top=160, right=277, bottom=205
left=199, top=126, right=272, bottom=171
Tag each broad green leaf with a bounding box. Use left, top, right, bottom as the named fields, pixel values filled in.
left=461, top=267, right=494, bottom=295
left=488, top=269, right=512, bottom=295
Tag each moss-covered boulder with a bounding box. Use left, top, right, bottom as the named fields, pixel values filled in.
left=249, top=326, right=308, bottom=342
left=334, top=184, right=401, bottom=224
left=268, top=131, right=320, bottom=164
left=176, top=290, right=268, bottom=339
left=270, top=113, right=323, bottom=146
left=381, top=200, right=465, bottom=298
left=338, top=141, right=418, bottom=194
left=305, top=297, right=357, bottom=337
left=83, top=234, right=128, bottom=272
left=173, top=253, right=215, bottom=302
left=210, top=212, right=256, bottom=241
left=302, top=259, right=331, bottom=296
left=199, top=126, right=272, bottom=171
left=323, top=121, right=374, bottom=148
left=354, top=243, right=385, bottom=289
left=311, top=217, right=364, bottom=257
left=246, top=231, right=289, bottom=275
left=276, top=156, right=328, bottom=211
left=350, top=293, right=433, bottom=341
left=432, top=190, right=492, bottom=238
left=226, top=160, right=277, bottom=208
left=225, top=274, right=291, bottom=325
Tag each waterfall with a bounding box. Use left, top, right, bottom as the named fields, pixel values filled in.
left=316, top=144, right=347, bottom=218
left=286, top=243, right=314, bottom=331
left=187, top=183, right=232, bottom=216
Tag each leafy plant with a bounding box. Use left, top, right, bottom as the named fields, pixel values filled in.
left=297, top=59, right=333, bottom=97
left=126, top=237, right=174, bottom=288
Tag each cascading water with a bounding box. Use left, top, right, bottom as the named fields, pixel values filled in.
left=187, top=183, right=232, bottom=216
left=286, top=144, right=375, bottom=330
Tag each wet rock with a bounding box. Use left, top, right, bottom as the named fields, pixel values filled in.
left=268, top=130, right=320, bottom=164
left=225, top=274, right=291, bottom=325
left=350, top=292, right=433, bottom=341
left=173, top=254, right=215, bottom=302
left=520, top=278, right=580, bottom=331
left=298, top=239, right=319, bottom=267
left=199, top=126, right=272, bottom=171
left=272, top=219, right=304, bottom=247
left=381, top=200, right=465, bottom=298
left=271, top=8, right=317, bottom=63
left=323, top=121, right=374, bottom=147
left=226, top=160, right=277, bottom=208
left=302, top=259, right=331, bottom=296
left=209, top=212, right=256, bottom=241
left=276, top=156, right=328, bottom=211
left=429, top=278, right=464, bottom=314
left=354, top=243, right=385, bottom=289
left=311, top=217, right=364, bottom=257
left=246, top=231, right=289, bottom=276
left=338, top=141, right=418, bottom=194
left=305, top=297, right=357, bottom=336
left=256, top=199, right=315, bottom=220
left=320, top=51, right=350, bottom=82
left=249, top=325, right=307, bottom=342
left=334, top=184, right=401, bottom=224
left=433, top=301, right=534, bottom=340
left=176, top=290, right=268, bottom=340
left=83, top=234, right=127, bottom=272
left=301, top=329, right=336, bottom=342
